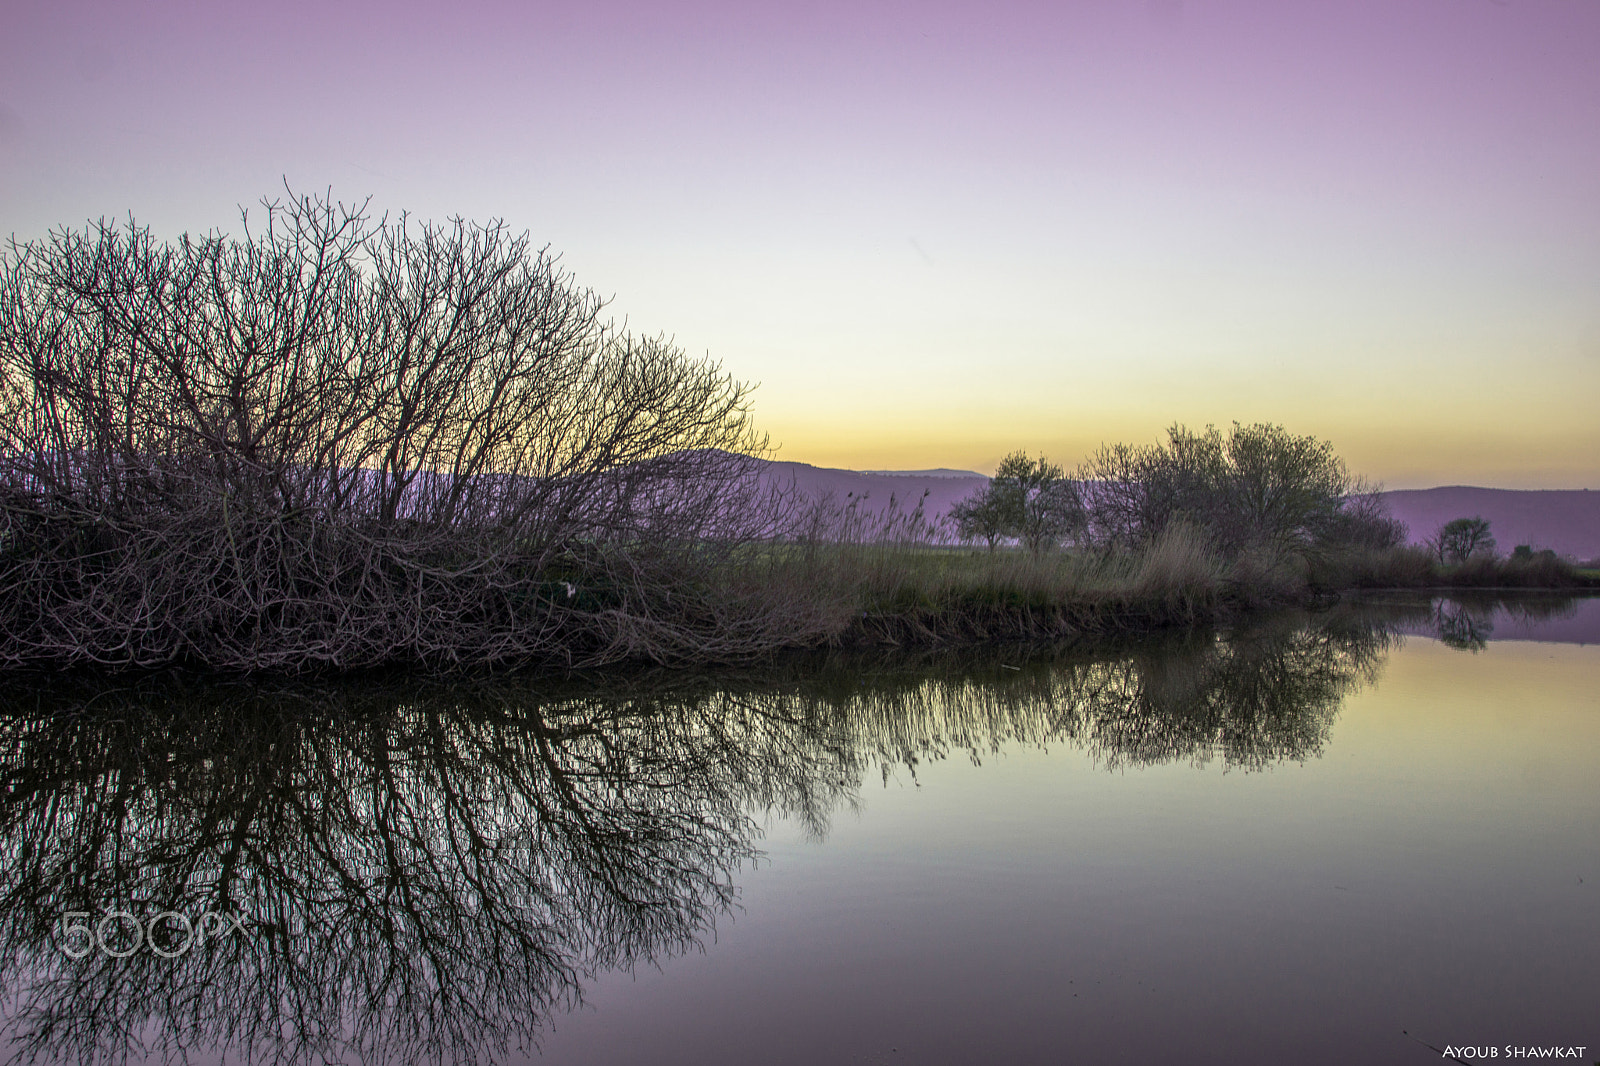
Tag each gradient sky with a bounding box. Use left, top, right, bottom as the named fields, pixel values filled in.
left=3, top=0, right=1597, bottom=487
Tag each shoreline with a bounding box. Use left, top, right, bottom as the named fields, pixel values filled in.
left=4, top=581, right=1593, bottom=682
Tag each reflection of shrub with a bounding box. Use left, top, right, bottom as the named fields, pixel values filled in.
left=1433, top=600, right=1494, bottom=650
left=0, top=616, right=1401, bottom=1064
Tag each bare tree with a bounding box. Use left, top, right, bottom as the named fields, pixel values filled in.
left=1432, top=517, right=1496, bottom=563
left=0, top=188, right=813, bottom=671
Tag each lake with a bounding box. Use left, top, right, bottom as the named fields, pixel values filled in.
left=2, top=593, right=1596, bottom=1065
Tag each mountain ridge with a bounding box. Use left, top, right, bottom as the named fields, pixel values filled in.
left=757, top=459, right=1600, bottom=559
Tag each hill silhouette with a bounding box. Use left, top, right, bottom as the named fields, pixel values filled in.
left=759, top=459, right=987, bottom=526
left=1379, top=487, right=1600, bottom=561
left=758, top=460, right=1600, bottom=560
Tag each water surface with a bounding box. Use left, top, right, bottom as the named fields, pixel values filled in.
left=2, top=595, right=1596, bottom=1065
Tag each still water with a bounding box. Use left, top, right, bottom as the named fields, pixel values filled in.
left=2, top=594, right=1596, bottom=1065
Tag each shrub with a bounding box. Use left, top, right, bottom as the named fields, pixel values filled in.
left=1077, top=422, right=1397, bottom=560
left=0, top=189, right=796, bottom=671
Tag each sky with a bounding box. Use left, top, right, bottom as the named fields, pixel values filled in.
left=2, top=0, right=1597, bottom=488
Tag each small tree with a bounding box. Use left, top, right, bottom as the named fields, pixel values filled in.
left=949, top=489, right=1010, bottom=552
left=949, top=451, right=1082, bottom=553
left=1433, top=517, right=1496, bottom=563
left=992, top=451, right=1084, bottom=553
left=1221, top=422, right=1351, bottom=550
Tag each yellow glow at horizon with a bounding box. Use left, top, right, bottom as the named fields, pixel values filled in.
left=749, top=345, right=1600, bottom=486
left=601, top=207, right=1600, bottom=488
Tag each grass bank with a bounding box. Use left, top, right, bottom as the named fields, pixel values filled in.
left=742, top=530, right=1600, bottom=650
left=1305, top=544, right=1600, bottom=592
left=4, top=513, right=1593, bottom=674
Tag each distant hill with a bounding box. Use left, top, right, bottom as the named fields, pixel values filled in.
left=858, top=468, right=987, bottom=479
left=753, top=461, right=1600, bottom=560
left=758, top=460, right=986, bottom=527
left=1379, top=488, right=1600, bottom=561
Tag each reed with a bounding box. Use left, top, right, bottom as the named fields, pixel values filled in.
left=735, top=512, right=1597, bottom=656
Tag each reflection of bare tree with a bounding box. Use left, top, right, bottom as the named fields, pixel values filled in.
left=1427, top=594, right=1587, bottom=651
left=1433, top=599, right=1495, bottom=651
left=0, top=681, right=853, bottom=1065
left=0, top=611, right=1404, bottom=1064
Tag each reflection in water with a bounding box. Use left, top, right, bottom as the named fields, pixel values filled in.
left=1436, top=599, right=1496, bottom=650
left=0, top=596, right=1569, bottom=1065
left=1426, top=593, right=1583, bottom=651
left=782, top=612, right=1391, bottom=778
left=1357, top=590, right=1586, bottom=651
left=0, top=681, right=843, bottom=1065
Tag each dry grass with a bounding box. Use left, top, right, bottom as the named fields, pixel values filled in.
left=1436, top=552, right=1594, bottom=589
left=733, top=522, right=1242, bottom=646
left=735, top=520, right=1597, bottom=654
left=1305, top=544, right=1437, bottom=590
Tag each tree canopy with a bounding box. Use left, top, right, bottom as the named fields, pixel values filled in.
left=950, top=451, right=1083, bottom=553
left=1078, top=422, right=1390, bottom=555
left=1434, top=517, right=1496, bottom=563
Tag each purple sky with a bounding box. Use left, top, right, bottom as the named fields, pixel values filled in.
left=4, top=0, right=1598, bottom=487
